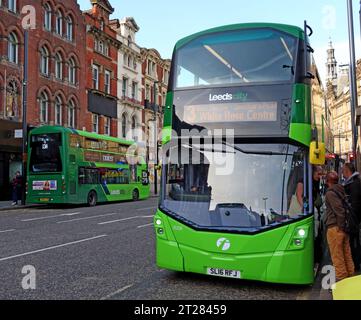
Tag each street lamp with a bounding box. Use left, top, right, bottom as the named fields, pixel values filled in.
left=153, top=80, right=159, bottom=195
left=346, top=0, right=359, bottom=169
left=21, top=30, right=29, bottom=205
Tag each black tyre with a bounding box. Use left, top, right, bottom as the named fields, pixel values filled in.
left=132, top=189, right=139, bottom=201
left=87, top=190, right=97, bottom=207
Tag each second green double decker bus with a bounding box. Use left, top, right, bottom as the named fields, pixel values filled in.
left=27, top=126, right=150, bottom=206
left=154, top=23, right=326, bottom=285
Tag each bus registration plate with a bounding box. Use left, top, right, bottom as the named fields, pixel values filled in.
left=207, top=268, right=241, bottom=279
left=40, top=198, right=50, bottom=202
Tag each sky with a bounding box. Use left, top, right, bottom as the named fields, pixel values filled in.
left=78, top=0, right=361, bottom=83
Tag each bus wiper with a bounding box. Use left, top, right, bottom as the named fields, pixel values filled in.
left=221, top=141, right=295, bottom=156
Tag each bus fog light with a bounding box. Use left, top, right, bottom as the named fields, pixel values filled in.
left=294, top=239, right=302, bottom=246
left=157, top=228, right=164, bottom=235
left=156, top=219, right=162, bottom=226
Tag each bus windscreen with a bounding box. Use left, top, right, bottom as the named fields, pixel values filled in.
left=174, top=28, right=297, bottom=88
left=29, top=133, right=63, bottom=173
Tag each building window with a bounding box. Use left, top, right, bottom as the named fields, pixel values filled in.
left=40, top=46, right=49, bottom=75
left=131, top=116, right=137, bottom=141
left=8, top=0, right=16, bottom=12
left=92, top=65, right=99, bottom=90
left=44, top=3, right=52, bottom=31
left=6, top=80, right=20, bottom=118
left=131, top=82, right=137, bottom=100
left=92, top=114, right=99, bottom=133
left=104, top=70, right=111, bottom=94
left=55, top=52, right=63, bottom=80
left=98, top=40, right=103, bottom=53
left=66, top=16, right=73, bottom=41
left=68, top=58, right=76, bottom=85
left=100, top=19, right=104, bottom=31
left=123, top=53, right=127, bottom=65
left=55, top=96, right=62, bottom=125
left=146, top=85, right=150, bottom=101
left=40, top=92, right=49, bottom=123
left=8, top=32, right=18, bottom=64
left=121, top=114, right=127, bottom=138
left=122, top=78, right=128, bottom=97
left=55, top=10, right=63, bottom=35
left=104, top=43, right=109, bottom=56
left=104, top=117, right=110, bottom=135
left=68, top=100, right=75, bottom=128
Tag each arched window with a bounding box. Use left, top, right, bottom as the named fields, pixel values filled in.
left=8, top=32, right=18, bottom=64
left=131, top=116, right=137, bottom=140
left=55, top=96, right=62, bottom=125
left=44, top=3, right=52, bottom=31
left=66, top=16, right=73, bottom=41
left=8, top=0, right=17, bottom=12
left=40, top=46, right=49, bottom=75
left=68, top=99, right=76, bottom=128
left=39, top=92, right=49, bottom=123
left=55, top=52, right=63, bottom=80
left=68, top=58, right=76, bottom=85
left=121, top=114, right=127, bottom=139
left=55, top=10, right=63, bottom=35
left=104, top=43, right=109, bottom=56
left=98, top=40, right=103, bottom=54
left=6, top=80, right=20, bottom=118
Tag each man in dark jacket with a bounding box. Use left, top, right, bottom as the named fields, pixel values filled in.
left=325, top=171, right=354, bottom=281
left=342, top=163, right=361, bottom=271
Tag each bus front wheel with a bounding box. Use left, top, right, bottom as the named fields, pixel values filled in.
left=87, top=191, right=97, bottom=207
left=132, top=189, right=139, bottom=201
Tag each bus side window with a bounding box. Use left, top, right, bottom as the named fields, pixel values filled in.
left=79, top=167, right=85, bottom=184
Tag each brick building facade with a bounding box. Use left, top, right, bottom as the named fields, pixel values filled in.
left=0, top=0, right=86, bottom=200
left=83, top=0, right=120, bottom=136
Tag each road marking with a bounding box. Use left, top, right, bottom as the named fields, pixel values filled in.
left=0, top=229, right=15, bottom=234
left=137, top=223, right=154, bottom=229
left=22, top=212, right=82, bottom=222
left=0, top=235, right=107, bottom=262
left=61, top=212, right=82, bottom=217
left=57, top=212, right=119, bottom=224
left=136, top=206, right=157, bottom=211
left=98, top=215, right=153, bottom=225
left=100, top=284, right=133, bottom=300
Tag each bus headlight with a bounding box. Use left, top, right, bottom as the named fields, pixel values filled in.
left=154, top=216, right=167, bottom=239
left=298, top=228, right=306, bottom=237
left=288, top=226, right=310, bottom=250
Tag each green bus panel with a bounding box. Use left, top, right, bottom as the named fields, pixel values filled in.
left=154, top=211, right=314, bottom=285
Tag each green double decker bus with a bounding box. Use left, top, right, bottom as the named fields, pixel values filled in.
left=26, top=126, right=150, bottom=206
left=154, top=23, right=326, bottom=285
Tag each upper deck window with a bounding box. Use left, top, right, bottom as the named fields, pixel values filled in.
left=174, top=28, right=298, bottom=89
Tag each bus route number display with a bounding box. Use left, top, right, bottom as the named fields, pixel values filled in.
left=183, top=102, right=278, bottom=124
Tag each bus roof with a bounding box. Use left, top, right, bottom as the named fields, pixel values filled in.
left=29, top=126, right=135, bottom=146
left=175, top=22, right=305, bottom=51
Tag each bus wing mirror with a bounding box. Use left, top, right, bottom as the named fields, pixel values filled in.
left=309, top=141, right=326, bottom=165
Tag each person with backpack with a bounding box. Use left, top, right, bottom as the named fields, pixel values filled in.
left=324, top=171, right=355, bottom=281
left=342, top=163, right=361, bottom=271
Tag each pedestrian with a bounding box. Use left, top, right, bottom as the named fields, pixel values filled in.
left=324, top=171, right=355, bottom=281
left=342, top=162, right=361, bottom=271
left=11, top=171, right=22, bottom=206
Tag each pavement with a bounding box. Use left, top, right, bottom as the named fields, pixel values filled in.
left=0, top=198, right=333, bottom=300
